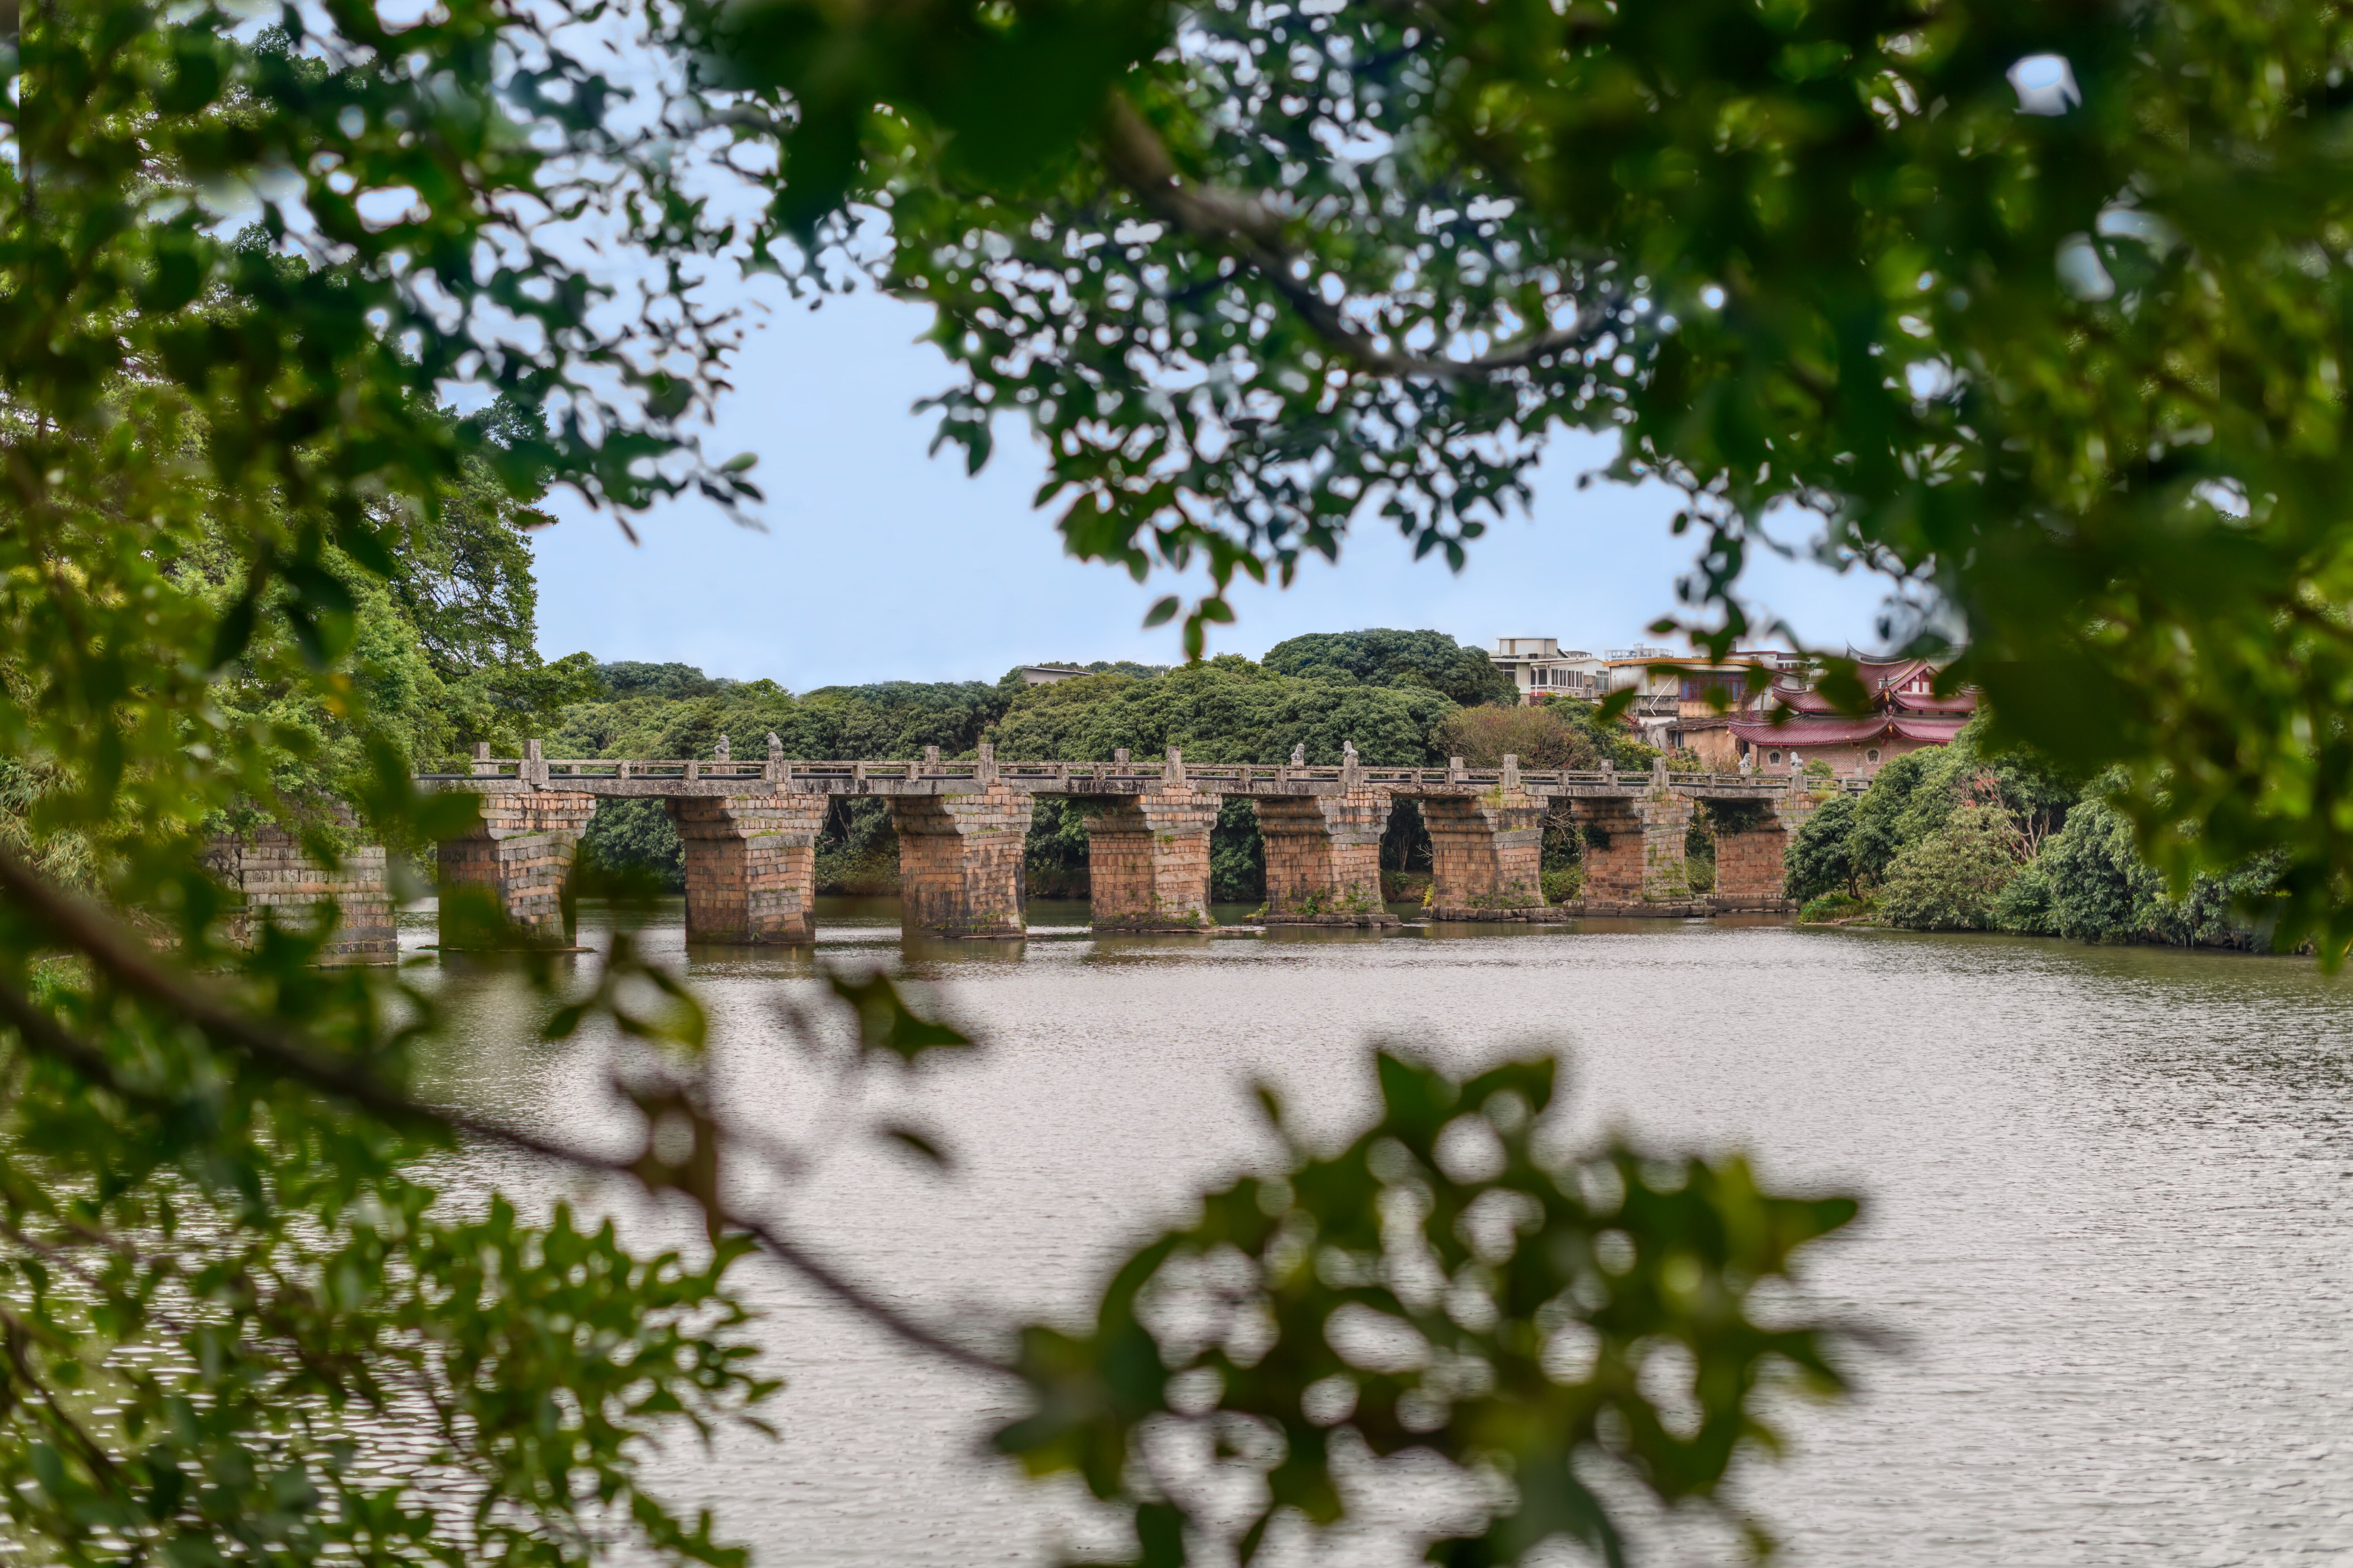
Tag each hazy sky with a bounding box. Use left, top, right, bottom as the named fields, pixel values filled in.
left=529, top=287, right=1902, bottom=689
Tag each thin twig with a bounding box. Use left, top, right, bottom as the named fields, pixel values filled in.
left=1095, top=95, right=1620, bottom=381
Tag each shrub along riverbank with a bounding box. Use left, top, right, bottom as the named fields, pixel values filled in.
left=558, top=632, right=1658, bottom=902
left=1785, top=718, right=2286, bottom=949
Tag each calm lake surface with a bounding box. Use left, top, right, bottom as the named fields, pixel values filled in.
left=411, top=898, right=2353, bottom=1567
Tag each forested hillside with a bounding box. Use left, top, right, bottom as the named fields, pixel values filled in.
left=557, top=631, right=1622, bottom=901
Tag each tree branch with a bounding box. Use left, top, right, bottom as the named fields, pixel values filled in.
left=0, top=848, right=1012, bottom=1379
left=1094, top=94, right=1619, bottom=380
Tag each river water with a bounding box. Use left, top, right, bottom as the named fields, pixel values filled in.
left=413, top=899, right=2353, bottom=1567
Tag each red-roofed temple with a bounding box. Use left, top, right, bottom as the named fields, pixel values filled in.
left=1678, top=659, right=1977, bottom=774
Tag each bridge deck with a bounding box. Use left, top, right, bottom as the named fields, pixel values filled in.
left=418, top=758, right=1863, bottom=801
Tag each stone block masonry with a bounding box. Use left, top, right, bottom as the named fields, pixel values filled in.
left=1082, top=787, right=1220, bottom=931
left=205, top=823, right=396, bottom=965
left=672, top=795, right=831, bottom=944
left=1571, top=787, right=1693, bottom=906
left=439, top=791, right=596, bottom=944
left=1256, top=789, right=1399, bottom=927
left=1422, top=788, right=1556, bottom=921
left=888, top=783, right=1030, bottom=937
left=393, top=742, right=1865, bottom=952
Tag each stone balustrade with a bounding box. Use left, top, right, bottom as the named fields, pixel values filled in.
left=212, top=742, right=1857, bottom=960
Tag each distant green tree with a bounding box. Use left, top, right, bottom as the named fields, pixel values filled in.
left=579, top=799, right=687, bottom=892
left=989, top=659, right=1455, bottom=764
left=1262, top=629, right=1517, bottom=708
left=1783, top=795, right=1862, bottom=905
left=1211, top=798, right=1266, bottom=902
left=1878, top=805, right=2025, bottom=931
left=2017, top=789, right=2283, bottom=947
left=1437, top=698, right=1650, bottom=771
left=597, top=661, right=738, bottom=702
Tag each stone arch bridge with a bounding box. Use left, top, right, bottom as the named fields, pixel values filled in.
left=213, top=742, right=1860, bottom=961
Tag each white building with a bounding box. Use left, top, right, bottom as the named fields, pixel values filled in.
left=1486, top=638, right=1607, bottom=704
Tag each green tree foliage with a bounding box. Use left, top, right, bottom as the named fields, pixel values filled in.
left=989, top=659, right=1456, bottom=764
left=598, top=662, right=740, bottom=702
left=1784, top=795, right=1862, bottom=905
left=2002, top=790, right=2285, bottom=947
left=1260, top=629, right=1519, bottom=708
left=580, top=797, right=688, bottom=892
left=997, top=1053, right=1857, bottom=1566
left=1436, top=698, right=1652, bottom=771
left=0, top=4, right=1885, bottom=1560
left=1876, top=804, right=2027, bottom=931
left=709, top=0, right=2353, bottom=952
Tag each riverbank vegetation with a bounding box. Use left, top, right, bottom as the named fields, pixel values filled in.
left=1787, top=721, right=2285, bottom=949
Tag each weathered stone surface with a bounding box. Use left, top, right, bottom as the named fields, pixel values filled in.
left=1255, top=788, right=1398, bottom=926
left=1705, top=784, right=1827, bottom=910
left=205, top=821, right=396, bottom=965
left=439, top=791, right=595, bottom=944
left=398, top=748, right=1875, bottom=950
left=1422, top=788, right=1548, bottom=920
left=889, top=783, right=1029, bottom=937
left=671, top=794, right=829, bottom=944
left=1082, top=786, right=1219, bottom=931
left=1573, top=784, right=1694, bottom=904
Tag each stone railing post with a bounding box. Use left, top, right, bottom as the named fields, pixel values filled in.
left=471, top=740, right=494, bottom=777
left=764, top=731, right=783, bottom=785
left=1447, top=754, right=1465, bottom=784
left=922, top=744, right=941, bottom=777
left=977, top=741, right=998, bottom=786
left=524, top=737, right=545, bottom=787
left=1165, top=746, right=1185, bottom=787
left=1342, top=740, right=1361, bottom=791
left=1113, top=747, right=1131, bottom=768
left=1501, top=752, right=1520, bottom=791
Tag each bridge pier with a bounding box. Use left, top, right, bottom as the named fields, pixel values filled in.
left=888, top=780, right=1030, bottom=939
left=205, top=818, right=397, bottom=965
left=1420, top=766, right=1555, bottom=920
left=1573, top=764, right=1694, bottom=906
left=1256, top=785, right=1397, bottom=927
left=439, top=790, right=596, bottom=944
left=1084, top=765, right=1218, bottom=931
left=1708, top=787, right=1821, bottom=909
left=672, top=795, right=829, bottom=943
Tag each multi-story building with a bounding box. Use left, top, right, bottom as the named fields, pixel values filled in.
left=1487, top=638, right=1608, bottom=704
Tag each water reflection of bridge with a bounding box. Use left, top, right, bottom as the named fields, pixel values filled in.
left=214, top=742, right=1860, bottom=962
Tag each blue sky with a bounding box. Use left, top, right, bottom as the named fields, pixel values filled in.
left=529, top=286, right=1903, bottom=689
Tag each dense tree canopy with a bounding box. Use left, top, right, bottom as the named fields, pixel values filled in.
left=706, top=0, right=2353, bottom=952
left=9, top=1, right=2346, bottom=1563
left=1260, top=629, right=1520, bottom=708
